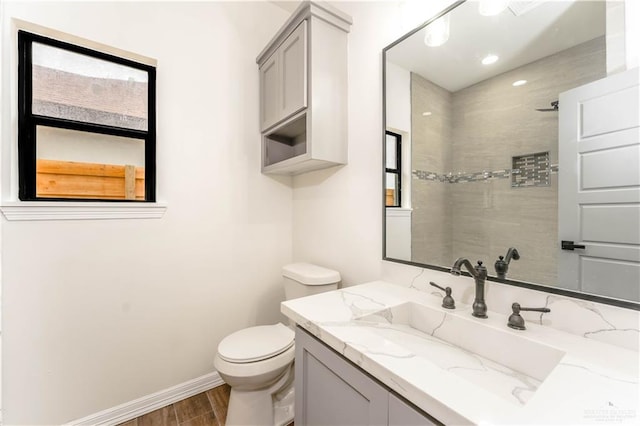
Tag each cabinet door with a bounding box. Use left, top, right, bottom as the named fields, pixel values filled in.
left=295, top=327, right=388, bottom=426
left=260, top=21, right=307, bottom=132
left=259, top=53, right=279, bottom=131
left=388, top=393, right=441, bottom=426
left=280, top=20, right=307, bottom=120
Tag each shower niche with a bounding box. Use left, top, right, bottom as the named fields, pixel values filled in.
left=511, top=152, right=551, bottom=188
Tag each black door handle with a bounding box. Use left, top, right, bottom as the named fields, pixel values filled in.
left=561, top=240, right=586, bottom=250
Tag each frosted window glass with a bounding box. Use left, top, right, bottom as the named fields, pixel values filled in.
left=32, top=42, right=148, bottom=130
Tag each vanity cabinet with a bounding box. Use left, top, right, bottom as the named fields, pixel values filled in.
left=256, top=1, right=351, bottom=175
left=295, top=327, right=441, bottom=425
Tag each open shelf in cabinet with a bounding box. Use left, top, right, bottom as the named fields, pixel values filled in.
left=263, top=113, right=308, bottom=170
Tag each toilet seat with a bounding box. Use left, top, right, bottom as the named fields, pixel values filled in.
left=218, top=323, right=294, bottom=363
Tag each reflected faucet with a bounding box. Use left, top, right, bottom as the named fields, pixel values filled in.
left=451, top=258, right=488, bottom=318
left=494, top=247, right=520, bottom=280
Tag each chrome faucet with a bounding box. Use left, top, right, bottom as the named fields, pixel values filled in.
left=451, top=258, right=488, bottom=318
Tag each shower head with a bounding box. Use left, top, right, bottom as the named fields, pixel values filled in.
left=536, top=100, right=559, bottom=112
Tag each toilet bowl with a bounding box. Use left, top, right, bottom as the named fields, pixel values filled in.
left=214, top=263, right=341, bottom=426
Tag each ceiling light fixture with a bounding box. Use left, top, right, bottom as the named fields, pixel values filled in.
left=478, top=0, right=511, bottom=16
left=481, top=54, right=499, bottom=65
left=512, top=80, right=527, bottom=87
left=424, top=14, right=450, bottom=47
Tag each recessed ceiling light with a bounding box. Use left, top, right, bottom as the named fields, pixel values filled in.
left=512, top=80, right=527, bottom=87
left=422, top=111, right=432, bottom=116
left=481, top=54, right=499, bottom=65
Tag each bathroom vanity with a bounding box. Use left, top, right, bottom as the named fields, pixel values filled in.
left=283, top=282, right=639, bottom=425
left=295, top=325, right=439, bottom=425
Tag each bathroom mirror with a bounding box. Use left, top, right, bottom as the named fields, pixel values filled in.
left=383, top=0, right=639, bottom=309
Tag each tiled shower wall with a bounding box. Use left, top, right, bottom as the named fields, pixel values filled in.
left=411, top=36, right=606, bottom=286
left=411, top=73, right=453, bottom=267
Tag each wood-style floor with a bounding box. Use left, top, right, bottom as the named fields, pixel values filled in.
left=118, top=384, right=231, bottom=426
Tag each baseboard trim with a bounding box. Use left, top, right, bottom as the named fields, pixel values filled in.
left=68, top=372, right=224, bottom=426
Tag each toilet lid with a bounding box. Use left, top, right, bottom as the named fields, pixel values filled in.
left=218, top=323, right=294, bottom=363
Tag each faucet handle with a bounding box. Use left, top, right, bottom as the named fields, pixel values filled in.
left=429, top=282, right=455, bottom=309
left=475, top=260, right=487, bottom=277
left=507, top=302, right=551, bottom=330
left=495, top=256, right=508, bottom=280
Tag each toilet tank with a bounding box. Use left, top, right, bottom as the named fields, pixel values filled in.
left=282, top=263, right=341, bottom=300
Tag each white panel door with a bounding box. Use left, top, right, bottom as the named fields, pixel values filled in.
left=558, top=68, right=640, bottom=301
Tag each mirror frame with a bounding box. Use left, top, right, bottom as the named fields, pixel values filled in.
left=381, top=0, right=639, bottom=311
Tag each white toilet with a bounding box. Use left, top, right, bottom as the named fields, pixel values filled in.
left=214, top=263, right=341, bottom=426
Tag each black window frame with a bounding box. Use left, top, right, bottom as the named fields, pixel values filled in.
left=385, top=130, right=402, bottom=208
left=17, top=30, right=157, bottom=202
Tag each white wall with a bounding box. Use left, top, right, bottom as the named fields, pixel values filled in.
left=625, top=0, right=639, bottom=69
left=0, top=0, right=4, bottom=422
left=292, top=0, right=455, bottom=283
left=606, top=0, right=639, bottom=74
left=385, top=208, right=411, bottom=261
left=292, top=1, right=404, bottom=285
left=0, top=1, right=290, bottom=424
left=385, top=61, right=411, bottom=134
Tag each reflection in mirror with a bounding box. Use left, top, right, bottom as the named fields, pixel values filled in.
left=385, top=131, right=402, bottom=207
left=383, top=0, right=639, bottom=307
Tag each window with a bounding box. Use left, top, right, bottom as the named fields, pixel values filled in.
left=385, top=131, right=401, bottom=207
left=18, top=30, right=156, bottom=201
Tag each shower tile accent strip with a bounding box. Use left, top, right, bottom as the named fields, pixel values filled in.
left=412, top=169, right=511, bottom=183
left=412, top=155, right=557, bottom=187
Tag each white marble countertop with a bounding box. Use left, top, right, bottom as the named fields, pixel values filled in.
left=282, top=281, right=639, bottom=425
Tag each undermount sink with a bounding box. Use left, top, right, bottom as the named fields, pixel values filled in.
left=356, top=302, right=566, bottom=405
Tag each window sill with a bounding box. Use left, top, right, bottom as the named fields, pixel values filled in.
left=0, top=201, right=167, bottom=221
left=385, top=207, right=412, bottom=217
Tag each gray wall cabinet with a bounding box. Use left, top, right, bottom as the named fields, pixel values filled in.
left=295, top=327, right=441, bottom=425
left=259, top=21, right=307, bottom=133
left=256, top=1, right=351, bottom=175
